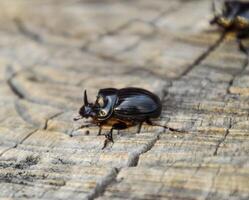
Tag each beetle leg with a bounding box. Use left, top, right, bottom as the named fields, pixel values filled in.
left=146, top=118, right=182, bottom=133
left=137, top=122, right=143, bottom=134
left=145, top=119, right=153, bottom=125
left=105, top=128, right=114, bottom=143
left=101, top=123, right=128, bottom=149
left=98, top=127, right=102, bottom=136
left=102, top=128, right=114, bottom=149
left=102, top=139, right=109, bottom=150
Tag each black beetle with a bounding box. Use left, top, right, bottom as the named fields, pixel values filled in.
left=211, top=0, right=249, bottom=53
left=74, top=87, right=179, bottom=149
left=211, top=0, right=249, bottom=35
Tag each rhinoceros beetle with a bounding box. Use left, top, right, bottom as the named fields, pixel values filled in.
left=211, top=0, right=249, bottom=53
left=74, top=87, right=180, bottom=149
left=211, top=0, right=249, bottom=36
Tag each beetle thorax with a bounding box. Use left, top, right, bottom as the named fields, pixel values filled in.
left=95, top=95, right=117, bottom=121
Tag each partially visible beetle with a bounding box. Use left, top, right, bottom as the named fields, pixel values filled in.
left=211, top=0, right=249, bottom=53
left=211, top=0, right=249, bottom=36
left=74, top=87, right=179, bottom=149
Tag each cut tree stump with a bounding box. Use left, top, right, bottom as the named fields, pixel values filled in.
left=0, top=0, right=248, bottom=199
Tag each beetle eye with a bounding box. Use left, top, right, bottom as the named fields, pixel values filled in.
left=97, top=96, right=105, bottom=107
left=99, top=110, right=106, bottom=116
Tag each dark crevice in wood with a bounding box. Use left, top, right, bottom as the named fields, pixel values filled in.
left=8, top=74, right=71, bottom=110
left=127, top=85, right=172, bottom=166
left=14, top=100, right=41, bottom=128
left=80, top=18, right=155, bottom=52
left=6, top=64, right=24, bottom=99
left=201, top=63, right=243, bottom=76
left=213, top=118, right=232, bottom=156
left=114, top=39, right=142, bottom=56
left=127, top=133, right=161, bottom=167
left=19, top=129, right=38, bottom=145
left=151, top=6, right=180, bottom=24
left=6, top=66, right=34, bottom=102
left=126, top=81, right=172, bottom=166
left=43, top=112, right=64, bottom=130
left=80, top=48, right=123, bottom=63
left=104, top=18, right=156, bottom=37
left=123, top=67, right=169, bottom=81
left=180, top=31, right=226, bottom=77
left=0, top=129, right=38, bottom=158
left=14, top=18, right=43, bottom=43
left=227, top=43, right=249, bottom=94
left=204, top=166, right=221, bottom=200
left=86, top=167, right=120, bottom=200
left=0, top=103, right=63, bottom=158
left=81, top=27, right=156, bottom=63
left=80, top=4, right=183, bottom=56
left=7, top=78, right=25, bottom=99
left=0, top=146, right=16, bottom=158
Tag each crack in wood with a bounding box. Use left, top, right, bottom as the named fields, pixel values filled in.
left=1, top=1, right=247, bottom=199
left=8, top=74, right=71, bottom=110
left=6, top=66, right=36, bottom=102
left=81, top=4, right=183, bottom=56
left=227, top=45, right=249, bottom=95
left=14, top=100, right=62, bottom=129
left=113, top=39, right=142, bottom=56
left=91, top=84, right=172, bottom=198
left=125, top=83, right=173, bottom=167
left=204, top=166, right=221, bottom=200
left=0, top=129, right=38, bottom=158
left=43, top=112, right=64, bottom=130
left=127, top=130, right=162, bottom=167
left=14, top=100, right=40, bottom=127
left=180, top=32, right=226, bottom=77
left=213, top=118, right=232, bottom=156
left=0, top=112, right=65, bottom=158
left=86, top=167, right=120, bottom=200
left=0, top=102, right=63, bottom=158
left=102, top=18, right=156, bottom=37
left=14, top=18, right=43, bottom=43
left=0, top=146, right=17, bottom=158
left=7, top=76, right=24, bottom=99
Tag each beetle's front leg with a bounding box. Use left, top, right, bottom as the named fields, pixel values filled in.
left=102, top=128, right=114, bottom=149
left=137, top=122, right=143, bottom=134
left=98, top=127, right=102, bottom=136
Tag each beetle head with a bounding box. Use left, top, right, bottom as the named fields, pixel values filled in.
left=74, top=90, right=97, bottom=121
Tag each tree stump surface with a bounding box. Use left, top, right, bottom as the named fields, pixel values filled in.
left=0, top=0, right=248, bottom=199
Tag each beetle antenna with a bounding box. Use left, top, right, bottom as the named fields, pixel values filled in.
left=84, top=90, right=89, bottom=105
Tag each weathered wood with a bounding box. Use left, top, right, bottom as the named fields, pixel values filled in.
left=0, top=0, right=249, bottom=199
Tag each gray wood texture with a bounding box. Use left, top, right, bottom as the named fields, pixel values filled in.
left=0, top=0, right=248, bottom=199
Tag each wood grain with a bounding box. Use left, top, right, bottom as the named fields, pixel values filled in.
left=0, top=0, right=248, bottom=199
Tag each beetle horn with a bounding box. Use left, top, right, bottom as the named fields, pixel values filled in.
left=84, top=90, right=89, bottom=105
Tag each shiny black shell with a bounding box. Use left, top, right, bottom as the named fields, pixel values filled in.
left=95, top=87, right=162, bottom=122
